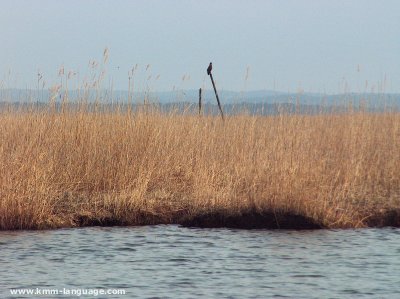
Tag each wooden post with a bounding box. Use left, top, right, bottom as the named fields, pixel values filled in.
left=209, top=73, right=224, bottom=120
left=198, top=88, right=202, bottom=115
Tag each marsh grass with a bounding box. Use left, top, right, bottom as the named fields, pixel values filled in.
left=0, top=104, right=399, bottom=229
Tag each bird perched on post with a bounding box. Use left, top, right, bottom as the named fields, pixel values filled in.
left=207, top=62, right=212, bottom=75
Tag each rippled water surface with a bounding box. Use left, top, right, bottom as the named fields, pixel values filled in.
left=1, top=226, right=400, bottom=298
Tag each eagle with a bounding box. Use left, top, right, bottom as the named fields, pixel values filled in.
left=207, top=62, right=212, bottom=75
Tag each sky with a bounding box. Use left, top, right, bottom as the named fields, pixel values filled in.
left=0, top=0, right=399, bottom=94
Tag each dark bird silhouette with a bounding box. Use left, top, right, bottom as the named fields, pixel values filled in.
left=207, top=62, right=212, bottom=75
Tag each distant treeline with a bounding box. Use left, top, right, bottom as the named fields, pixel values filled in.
left=1, top=101, right=398, bottom=116
left=1, top=88, right=400, bottom=107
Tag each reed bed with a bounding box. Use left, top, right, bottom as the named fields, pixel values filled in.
left=0, top=105, right=399, bottom=230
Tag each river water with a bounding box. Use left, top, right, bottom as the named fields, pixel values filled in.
left=1, top=226, right=399, bottom=298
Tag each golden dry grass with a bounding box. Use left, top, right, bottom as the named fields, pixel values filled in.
left=0, top=105, right=399, bottom=229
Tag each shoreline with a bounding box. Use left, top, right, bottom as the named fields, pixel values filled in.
left=3, top=207, right=399, bottom=231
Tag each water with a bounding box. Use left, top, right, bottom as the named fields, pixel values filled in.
left=1, top=226, right=400, bottom=298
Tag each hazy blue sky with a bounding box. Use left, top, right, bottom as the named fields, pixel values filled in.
left=1, top=0, right=399, bottom=93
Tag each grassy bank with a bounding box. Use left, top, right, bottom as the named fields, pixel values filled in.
left=0, top=105, right=399, bottom=230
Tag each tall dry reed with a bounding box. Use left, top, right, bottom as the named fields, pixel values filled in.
left=0, top=105, right=399, bottom=229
